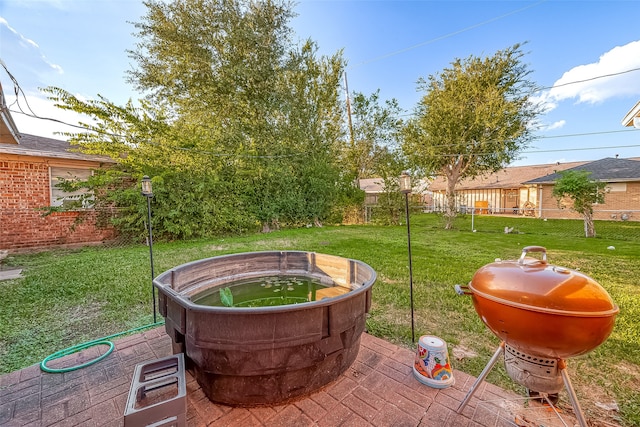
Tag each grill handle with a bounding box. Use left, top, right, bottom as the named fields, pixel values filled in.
left=518, top=246, right=547, bottom=265
left=454, top=284, right=472, bottom=296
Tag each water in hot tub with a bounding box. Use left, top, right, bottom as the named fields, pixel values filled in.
left=192, top=275, right=352, bottom=307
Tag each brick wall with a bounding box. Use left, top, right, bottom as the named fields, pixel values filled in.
left=0, top=156, right=116, bottom=251
left=538, top=182, right=640, bottom=221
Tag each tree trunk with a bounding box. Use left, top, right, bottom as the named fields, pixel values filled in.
left=444, top=175, right=457, bottom=230
left=584, top=211, right=596, bottom=237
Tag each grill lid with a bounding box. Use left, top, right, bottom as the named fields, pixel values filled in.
left=469, top=246, right=618, bottom=316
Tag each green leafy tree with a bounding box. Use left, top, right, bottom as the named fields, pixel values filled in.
left=345, top=90, right=403, bottom=181
left=552, top=170, right=607, bottom=238
left=402, top=44, right=541, bottom=229
left=371, top=147, right=408, bottom=225
left=44, top=0, right=348, bottom=238
left=129, top=0, right=347, bottom=232
left=341, top=90, right=405, bottom=224
left=242, top=40, right=346, bottom=230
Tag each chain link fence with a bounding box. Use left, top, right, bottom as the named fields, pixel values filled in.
left=444, top=207, right=640, bottom=241
left=363, top=205, right=640, bottom=241
left=444, top=209, right=640, bottom=240
left=2, top=205, right=639, bottom=256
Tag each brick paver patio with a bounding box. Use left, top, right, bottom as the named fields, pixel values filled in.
left=0, top=327, right=581, bottom=426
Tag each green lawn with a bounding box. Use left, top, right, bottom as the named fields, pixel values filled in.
left=1, top=214, right=639, bottom=425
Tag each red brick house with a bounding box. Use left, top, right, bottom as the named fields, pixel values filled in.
left=524, top=157, right=640, bottom=221
left=1, top=86, right=117, bottom=251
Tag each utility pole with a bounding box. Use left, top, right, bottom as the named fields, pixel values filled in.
left=344, top=72, right=354, bottom=147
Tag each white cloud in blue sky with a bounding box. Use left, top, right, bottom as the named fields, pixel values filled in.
left=0, top=17, right=38, bottom=49
left=549, top=40, right=640, bottom=105
left=0, top=17, right=64, bottom=74
left=531, top=40, right=640, bottom=118
left=545, top=120, right=566, bottom=131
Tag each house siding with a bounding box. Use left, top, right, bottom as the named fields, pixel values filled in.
left=433, top=182, right=640, bottom=221
left=538, top=182, right=640, bottom=221
left=0, top=154, right=116, bottom=251
left=431, top=187, right=533, bottom=214
left=429, top=158, right=640, bottom=220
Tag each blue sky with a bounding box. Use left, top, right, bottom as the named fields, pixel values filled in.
left=1, top=0, right=640, bottom=166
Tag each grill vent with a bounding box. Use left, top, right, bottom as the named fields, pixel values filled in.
left=504, top=344, right=564, bottom=393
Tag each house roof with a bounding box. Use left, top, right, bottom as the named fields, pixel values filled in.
left=0, top=82, right=20, bottom=145
left=359, top=177, right=431, bottom=194
left=525, top=157, right=640, bottom=184
left=359, top=178, right=385, bottom=193
left=0, top=133, right=115, bottom=163
left=621, top=100, right=640, bottom=128
left=0, top=83, right=111, bottom=162
left=428, top=161, right=586, bottom=191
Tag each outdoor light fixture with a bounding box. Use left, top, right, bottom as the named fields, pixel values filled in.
left=399, top=172, right=412, bottom=194
left=141, top=175, right=153, bottom=197
left=400, top=172, right=415, bottom=342
left=141, top=175, right=156, bottom=323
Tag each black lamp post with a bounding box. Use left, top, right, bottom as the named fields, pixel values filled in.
left=399, top=172, right=415, bottom=343
left=141, top=175, right=156, bottom=323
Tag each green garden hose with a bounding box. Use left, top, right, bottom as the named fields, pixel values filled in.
left=40, top=321, right=165, bottom=373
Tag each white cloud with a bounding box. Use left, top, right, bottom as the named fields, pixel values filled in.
left=0, top=16, right=64, bottom=74
left=0, top=17, right=39, bottom=49
left=546, top=40, right=640, bottom=106
left=42, top=57, right=64, bottom=74
left=544, top=120, right=566, bottom=131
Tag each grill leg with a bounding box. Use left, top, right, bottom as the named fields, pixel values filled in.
left=456, top=342, right=504, bottom=414
left=559, top=359, right=588, bottom=427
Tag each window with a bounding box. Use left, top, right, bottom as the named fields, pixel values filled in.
left=606, top=183, right=627, bottom=193
left=50, top=167, right=93, bottom=208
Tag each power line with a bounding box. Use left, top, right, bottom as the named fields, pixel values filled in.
left=538, top=129, right=636, bottom=139
left=4, top=41, right=639, bottom=160
left=9, top=107, right=104, bottom=133
left=425, top=143, right=640, bottom=158
left=350, top=0, right=548, bottom=69
left=8, top=101, right=640, bottom=158
left=8, top=106, right=304, bottom=159
left=338, top=0, right=640, bottom=106
left=526, top=143, right=640, bottom=155
left=403, top=134, right=640, bottom=156
left=345, top=0, right=640, bottom=94
left=537, top=67, right=640, bottom=92
left=397, top=66, right=640, bottom=118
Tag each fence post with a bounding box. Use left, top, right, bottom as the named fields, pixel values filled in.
left=471, top=208, right=475, bottom=232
